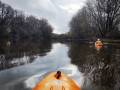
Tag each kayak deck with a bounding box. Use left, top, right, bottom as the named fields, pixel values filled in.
left=33, top=72, right=80, bottom=90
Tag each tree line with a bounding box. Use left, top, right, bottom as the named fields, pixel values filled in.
left=0, top=1, right=53, bottom=43
left=0, top=0, right=120, bottom=43
left=69, top=0, right=120, bottom=39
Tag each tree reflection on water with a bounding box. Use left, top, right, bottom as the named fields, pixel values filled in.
left=0, top=41, right=52, bottom=70
left=69, top=42, right=120, bottom=90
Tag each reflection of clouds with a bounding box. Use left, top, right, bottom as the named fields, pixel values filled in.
left=11, top=56, right=30, bottom=65
left=33, top=43, right=71, bottom=68
left=25, top=71, right=47, bottom=88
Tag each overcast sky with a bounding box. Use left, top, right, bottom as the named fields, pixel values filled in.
left=1, top=0, right=86, bottom=34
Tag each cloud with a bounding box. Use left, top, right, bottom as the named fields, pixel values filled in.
left=59, top=4, right=81, bottom=14
left=1, top=0, right=86, bottom=34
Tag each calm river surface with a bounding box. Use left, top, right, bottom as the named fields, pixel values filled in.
left=0, top=42, right=120, bottom=90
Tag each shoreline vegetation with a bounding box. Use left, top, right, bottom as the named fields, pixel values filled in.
left=0, top=0, right=120, bottom=44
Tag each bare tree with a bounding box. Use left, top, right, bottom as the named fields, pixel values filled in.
left=87, top=0, right=120, bottom=38
left=69, top=7, right=95, bottom=39
left=0, top=1, right=53, bottom=42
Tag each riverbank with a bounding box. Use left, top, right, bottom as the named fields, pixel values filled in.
left=102, top=39, right=120, bottom=43
left=52, top=37, right=120, bottom=44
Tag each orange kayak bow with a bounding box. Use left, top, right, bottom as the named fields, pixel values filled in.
left=33, top=71, right=80, bottom=90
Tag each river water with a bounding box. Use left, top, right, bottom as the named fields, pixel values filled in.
left=0, top=42, right=120, bottom=90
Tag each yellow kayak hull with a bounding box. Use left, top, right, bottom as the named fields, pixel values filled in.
left=33, top=72, right=80, bottom=90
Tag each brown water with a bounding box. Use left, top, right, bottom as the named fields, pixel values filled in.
left=0, top=41, right=120, bottom=90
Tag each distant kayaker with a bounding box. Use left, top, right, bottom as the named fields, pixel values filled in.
left=95, top=38, right=103, bottom=46
left=95, top=38, right=103, bottom=51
